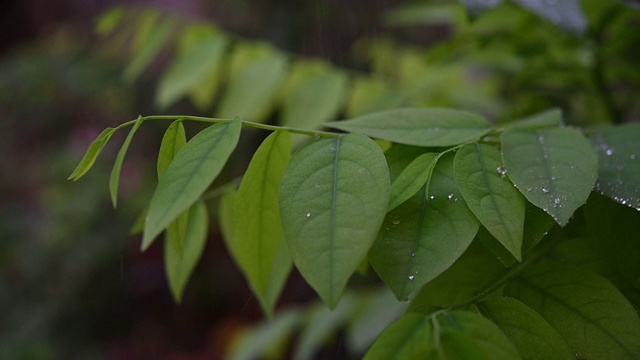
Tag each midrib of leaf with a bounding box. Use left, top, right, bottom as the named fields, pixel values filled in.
left=256, top=135, right=279, bottom=292
left=329, top=136, right=342, bottom=303
left=401, top=186, right=428, bottom=298
left=515, top=274, right=634, bottom=356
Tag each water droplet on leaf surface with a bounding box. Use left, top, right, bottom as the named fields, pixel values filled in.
left=496, top=166, right=507, bottom=175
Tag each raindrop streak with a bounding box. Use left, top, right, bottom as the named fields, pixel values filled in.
left=496, top=166, right=507, bottom=175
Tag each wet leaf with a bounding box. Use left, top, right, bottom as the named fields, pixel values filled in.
left=326, top=108, right=491, bottom=147
left=143, top=119, right=241, bottom=250
left=279, top=134, right=390, bottom=307
left=68, top=127, right=116, bottom=181
left=109, top=117, right=144, bottom=207
left=388, top=153, right=437, bottom=211
left=501, top=127, right=598, bottom=226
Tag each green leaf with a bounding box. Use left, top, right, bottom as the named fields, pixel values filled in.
left=109, top=117, right=144, bottom=208
left=454, top=143, right=526, bottom=260
left=143, top=119, right=242, bottom=250
left=345, top=77, right=407, bottom=118
left=164, top=200, right=208, bottom=302
left=219, top=189, right=237, bottom=246
left=279, top=134, right=390, bottom=307
left=95, top=7, right=125, bottom=36
left=369, top=153, right=480, bottom=301
left=477, top=297, right=574, bottom=360
left=388, top=153, right=438, bottom=211
left=501, top=127, right=598, bottom=226
left=326, top=108, right=491, bottom=147
left=68, top=127, right=116, bottom=181
left=590, top=123, right=640, bottom=211
left=280, top=61, right=348, bottom=131
left=123, top=16, right=176, bottom=83
left=156, top=31, right=228, bottom=109
left=507, top=108, right=563, bottom=129
left=505, top=261, right=640, bottom=359
left=364, top=311, right=521, bottom=359
left=230, top=131, right=293, bottom=317
left=216, top=43, right=288, bottom=123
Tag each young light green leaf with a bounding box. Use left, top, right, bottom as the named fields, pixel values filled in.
left=231, top=131, right=293, bottom=317
left=369, top=153, right=480, bottom=301
left=123, top=17, right=176, bottom=83
left=326, top=108, right=491, bottom=147
left=478, top=297, right=574, bottom=360
left=501, top=127, right=598, bottom=226
left=280, top=61, right=348, bottom=131
left=364, top=311, right=521, bottom=360
left=506, top=261, right=640, bottom=359
left=279, top=134, right=390, bottom=308
left=68, top=127, right=116, bottom=181
left=590, top=123, right=640, bottom=211
left=156, top=33, right=228, bottom=109
left=216, top=43, right=288, bottom=123
left=388, top=153, right=437, bottom=211
left=507, top=108, right=562, bottom=129
left=109, top=117, right=144, bottom=208
left=164, top=200, right=208, bottom=302
left=143, top=119, right=242, bottom=250
left=454, top=143, right=526, bottom=261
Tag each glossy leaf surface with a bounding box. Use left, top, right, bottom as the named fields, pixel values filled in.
left=143, top=119, right=241, bottom=249
left=501, top=127, right=598, bottom=225
left=326, top=108, right=491, bottom=147
left=455, top=143, right=525, bottom=260
left=279, top=134, right=390, bottom=307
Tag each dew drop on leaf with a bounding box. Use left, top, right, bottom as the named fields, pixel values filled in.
left=496, top=166, right=507, bottom=175
left=306, top=212, right=311, bottom=218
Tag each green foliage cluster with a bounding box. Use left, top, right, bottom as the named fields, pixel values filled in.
left=72, top=1, right=640, bottom=358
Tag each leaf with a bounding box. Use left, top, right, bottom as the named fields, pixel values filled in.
left=326, top=108, right=491, bottom=147
left=95, top=7, right=125, bottom=36
left=346, top=77, right=407, bottom=118
left=590, top=123, right=640, bottom=211
left=507, top=108, right=563, bottom=129
left=369, top=153, right=480, bottom=301
left=164, top=200, right=208, bottom=302
left=454, top=143, right=526, bottom=260
left=364, top=311, right=521, bottom=359
left=280, top=61, right=348, bottom=131
left=68, top=127, right=116, bottom=180
left=123, top=16, right=176, bottom=83
left=216, top=43, right=288, bottom=123
left=477, top=297, right=574, bottom=360
left=279, top=134, right=390, bottom=307
left=505, top=261, right=640, bottom=359
left=230, top=131, right=293, bottom=317
left=501, top=127, right=598, bottom=226
left=143, top=119, right=242, bottom=250
left=512, top=0, right=588, bottom=34
left=388, top=153, right=438, bottom=211
left=155, top=31, right=228, bottom=109
left=109, top=117, right=144, bottom=208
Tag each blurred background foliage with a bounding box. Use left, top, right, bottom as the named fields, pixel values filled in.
left=0, top=0, right=638, bottom=358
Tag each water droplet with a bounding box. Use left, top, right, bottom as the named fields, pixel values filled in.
left=447, top=193, right=454, bottom=200
left=526, top=187, right=532, bottom=192
left=542, top=187, right=549, bottom=193
left=553, top=197, right=561, bottom=205
left=606, top=148, right=615, bottom=156
left=392, top=218, right=401, bottom=225
left=408, top=275, right=415, bottom=281
left=429, top=195, right=435, bottom=200
left=496, top=166, right=507, bottom=175
left=411, top=253, right=416, bottom=257
left=631, top=154, right=636, bottom=160
left=306, top=212, right=311, bottom=218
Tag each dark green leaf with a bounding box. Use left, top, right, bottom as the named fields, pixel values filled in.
left=590, top=123, right=640, bottom=211
left=478, top=297, right=573, bottom=360
left=455, top=143, right=526, bottom=260
left=388, top=153, right=437, bottom=211
left=279, top=134, right=390, bottom=307
left=506, top=261, right=640, bottom=359
left=501, top=127, right=598, bottom=226
left=326, top=108, right=491, bottom=147
left=68, top=127, right=116, bottom=181
left=109, top=117, right=144, bottom=208
left=164, top=200, right=208, bottom=302
left=231, top=131, right=293, bottom=316
left=143, top=119, right=242, bottom=250
left=370, top=153, right=480, bottom=301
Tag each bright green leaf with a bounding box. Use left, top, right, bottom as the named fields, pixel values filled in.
left=279, top=134, right=390, bottom=308
left=507, top=108, right=563, bottom=129
left=455, top=143, right=526, bottom=260
left=109, top=117, right=144, bottom=208
left=364, top=311, right=521, bottom=359
left=478, top=297, right=574, bottom=360
left=326, top=108, right=491, bottom=147
left=388, top=153, right=437, bottom=211
left=370, top=153, right=480, bottom=301
left=143, top=119, right=242, bottom=250
left=501, top=127, right=598, bottom=226
left=123, top=16, right=176, bottom=83
left=164, top=200, right=208, bottom=302
left=590, top=123, right=640, bottom=211
left=216, top=43, right=288, bottom=123
left=68, top=127, right=116, bottom=181
left=505, top=261, right=640, bottom=359
left=231, top=131, right=293, bottom=317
